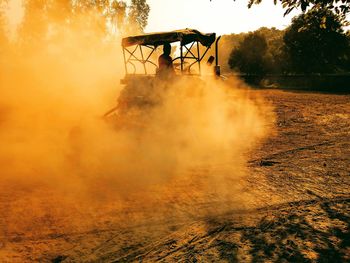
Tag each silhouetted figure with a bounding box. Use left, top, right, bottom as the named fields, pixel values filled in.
left=157, top=43, right=174, bottom=77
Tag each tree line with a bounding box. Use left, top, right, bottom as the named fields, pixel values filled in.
left=1, top=0, right=350, bottom=76
left=0, top=0, right=150, bottom=52
left=226, top=8, right=350, bottom=75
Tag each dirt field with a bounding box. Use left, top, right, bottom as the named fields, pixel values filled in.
left=0, top=89, right=349, bottom=262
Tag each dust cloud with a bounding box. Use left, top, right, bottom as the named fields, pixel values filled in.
left=0, top=17, right=275, bottom=240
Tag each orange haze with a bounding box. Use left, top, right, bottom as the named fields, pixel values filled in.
left=0, top=12, right=275, bottom=256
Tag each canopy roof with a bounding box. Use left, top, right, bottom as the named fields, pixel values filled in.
left=122, top=29, right=216, bottom=47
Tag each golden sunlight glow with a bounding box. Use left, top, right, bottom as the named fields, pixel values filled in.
left=146, top=0, right=300, bottom=34
left=5, top=0, right=23, bottom=38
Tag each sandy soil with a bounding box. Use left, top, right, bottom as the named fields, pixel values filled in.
left=0, top=89, right=349, bottom=262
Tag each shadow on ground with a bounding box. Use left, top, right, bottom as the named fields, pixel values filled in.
left=114, top=197, right=350, bottom=262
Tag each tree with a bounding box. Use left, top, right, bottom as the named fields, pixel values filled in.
left=228, top=32, right=269, bottom=75
left=127, top=0, right=150, bottom=33
left=345, top=31, right=350, bottom=71
left=217, top=33, right=246, bottom=73
left=283, top=8, right=349, bottom=73
left=255, top=27, right=287, bottom=73
left=110, top=1, right=127, bottom=33
left=220, top=28, right=286, bottom=73
left=210, top=0, right=349, bottom=23
left=248, top=0, right=350, bottom=21
left=17, top=0, right=150, bottom=49
left=71, top=0, right=111, bottom=40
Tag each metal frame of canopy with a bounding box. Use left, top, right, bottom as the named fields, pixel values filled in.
left=121, top=29, right=221, bottom=76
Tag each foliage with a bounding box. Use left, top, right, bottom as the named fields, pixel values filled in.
left=17, top=0, right=150, bottom=48
left=110, top=1, right=127, bottom=32
left=217, top=33, right=246, bottom=72
left=226, top=28, right=286, bottom=75
left=128, top=0, right=150, bottom=33
left=226, top=9, right=350, bottom=75
left=248, top=0, right=350, bottom=22
left=228, top=32, right=270, bottom=75
left=210, top=0, right=349, bottom=20
left=255, top=27, right=287, bottom=73
left=283, top=8, right=349, bottom=73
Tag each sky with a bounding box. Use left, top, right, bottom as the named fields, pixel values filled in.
left=5, top=0, right=301, bottom=36
left=145, top=0, right=301, bottom=35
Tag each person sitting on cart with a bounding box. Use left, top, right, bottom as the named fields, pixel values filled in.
left=157, top=43, right=174, bottom=76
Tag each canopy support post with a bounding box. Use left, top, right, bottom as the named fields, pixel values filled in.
left=180, top=44, right=183, bottom=72
left=215, top=36, right=221, bottom=77
left=197, top=41, right=201, bottom=75
left=122, top=47, right=128, bottom=75
left=139, top=45, right=147, bottom=74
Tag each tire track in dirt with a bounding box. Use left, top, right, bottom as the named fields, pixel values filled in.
left=58, top=195, right=350, bottom=262
left=3, top=90, right=350, bottom=262
left=129, top=196, right=350, bottom=262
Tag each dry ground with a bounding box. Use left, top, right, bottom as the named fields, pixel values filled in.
left=0, top=89, right=349, bottom=262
